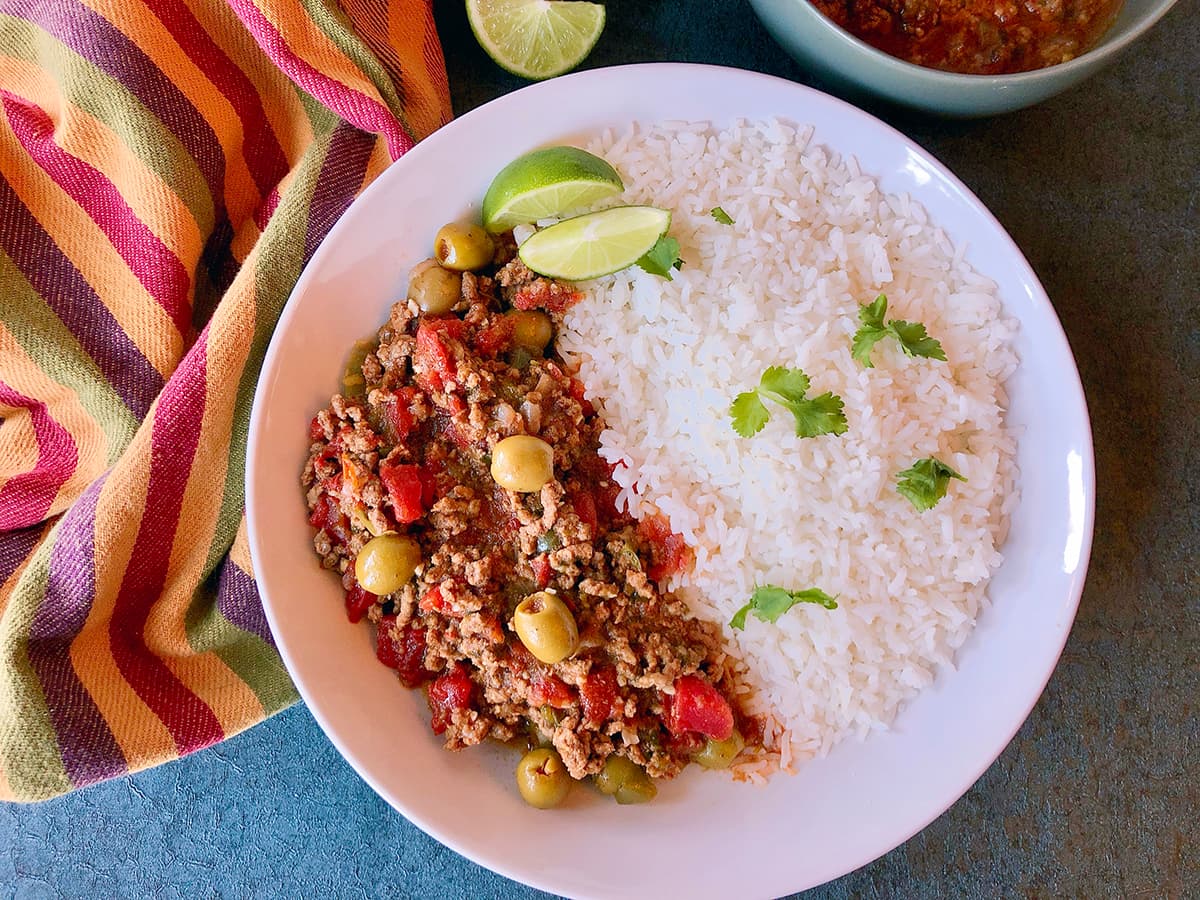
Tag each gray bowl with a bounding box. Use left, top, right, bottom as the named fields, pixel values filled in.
left=747, top=0, right=1181, bottom=116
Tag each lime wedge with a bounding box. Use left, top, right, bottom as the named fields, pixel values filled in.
left=482, top=145, right=624, bottom=233
left=518, top=206, right=671, bottom=281
left=466, top=0, right=605, bottom=82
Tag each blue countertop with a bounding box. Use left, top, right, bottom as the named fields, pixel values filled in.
left=4, top=0, right=1198, bottom=896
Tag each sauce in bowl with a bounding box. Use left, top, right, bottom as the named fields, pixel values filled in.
left=810, top=0, right=1124, bottom=74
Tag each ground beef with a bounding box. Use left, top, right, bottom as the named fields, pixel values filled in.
left=302, top=249, right=749, bottom=783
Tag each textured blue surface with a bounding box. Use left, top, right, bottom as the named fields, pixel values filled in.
left=4, top=0, right=1198, bottom=896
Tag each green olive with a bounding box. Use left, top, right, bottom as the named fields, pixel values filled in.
left=434, top=222, right=494, bottom=272
left=506, top=310, right=553, bottom=352
left=408, top=259, right=462, bottom=314
left=594, top=755, right=657, bottom=804
left=515, top=747, right=571, bottom=809
left=341, top=339, right=374, bottom=398
left=615, top=776, right=657, bottom=805
left=693, top=729, right=745, bottom=769
left=354, top=534, right=421, bottom=595
left=512, top=591, right=579, bottom=665
left=490, top=434, right=554, bottom=492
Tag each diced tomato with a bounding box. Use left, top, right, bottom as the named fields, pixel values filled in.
left=530, top=672, right=576, bottom=709
left=383, top=387, right=419, bottom=443
left=376, top=617, right=430, bottom=688
left=507, top=641, right=533, bottom=675
left=512, top=280, right=584, bottom=313
left=531, top=554, right=552, bottom=589
left=309, top=488, right=351, bottom=547
left=595, top=479, right=625, bottom=528
left=317, top=436, right=343, bottom=467
left=637, top=513, right=693, bottom=582
left=374, top=615, right=400, bottom=666
left=571, top=491, right=598, bottom=534
left=567, top=377, right=595, bottom=417
left=308, top=492, right=339, bottom=531
left=379, top=461, right=425, bottom=523
left=664, top=675, right=734, bottom=741
left=650, top=531, right=690, bottom=582
left=473, top=316, right=515, bottom=357
left=428, top=663, right=474, bottom=735
left=572, top=456, right=626, bottom=528
left=419, top=585, right=446, bottom=613
left=328, top=515, right=352, bottom=548
left=580, top=667, right=620, bottom=726
left=344, top=582, right=377, bottom=624
left=308, top=415, right=325, bottom=442
left=418, top=464, right=439, bottom=508
left=413, top=318, right=464, bottom=392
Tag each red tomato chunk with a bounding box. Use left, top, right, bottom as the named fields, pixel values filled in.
left=380, top=461, right=426, bottom=523
left=580, top=667, right=620, bottom=726
left=383, top=387, right=419, bottom=443
left=344, top=582, right=376, bottom=624
left=413, top=318, right=463, bottom=392
left=665, top=675, right=734, bottom=741
left=530, top=672, right=576, bottom=709
left=511, top=280, right=584, bottom=314
left=376, top=618, right=431, bottom=689
left=637, top=514, right=693, bottom=583
left=428, top=663, right=474, bottom=735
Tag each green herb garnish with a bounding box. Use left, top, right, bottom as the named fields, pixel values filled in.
left=730, top=366, right=848, bottom=439
left=895, top=457, right=966, bottom=511
left=711, top=206, right=734, bottom=225
left=637, top=234, right=683, bottom=280
left=851, top=294, right=946, bottom=368
left=731, top=585, right=839, bottom=630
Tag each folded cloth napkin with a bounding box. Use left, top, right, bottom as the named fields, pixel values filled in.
left=0, top=0, right=450, bottom=802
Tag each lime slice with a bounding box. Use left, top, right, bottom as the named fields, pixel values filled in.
left=466, top=0, right=605, bottom=82
left=482, top=145, right=624, bottom=233
left=518, top=205, right=671, bottom=281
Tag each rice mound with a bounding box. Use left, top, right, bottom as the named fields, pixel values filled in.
left=554, top=119, right=1020, bottom=774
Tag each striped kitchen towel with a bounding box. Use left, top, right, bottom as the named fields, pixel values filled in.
left=0, top=0, right=450, bottom=801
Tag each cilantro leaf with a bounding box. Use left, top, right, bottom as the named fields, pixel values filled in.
left=851, top=294, right=945, bottom=367
left=637, top=235, right=683, bottom=280
left=730, top=584, right=839, bottom=630
left=851, top=295, right=889, bottom=367
left=888, top=319, right=947, bottom=361
left=895, top=457, right=966, bottom=511
left=730, top=391, right=770, bottom=438
left=788, top=391, right=848, bottom=438
left=851, top=326, right=887, bottom=367
left=711, top=206, right=734, bottom=226
left=758, top=365, right=811, bottom=401
left=859, top=294, right=888, bottom=329
left=731, top=366, right=848, bottom=439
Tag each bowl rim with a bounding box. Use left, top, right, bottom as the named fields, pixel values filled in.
left=761, top=0, right=1182, bottom=84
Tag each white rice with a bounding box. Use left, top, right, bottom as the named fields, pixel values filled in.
left=551, top=119, right=1020, bottom=772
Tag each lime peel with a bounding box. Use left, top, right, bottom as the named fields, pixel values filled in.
left=482, top=145, right=624, bottom=233
left=518, top=205, right=672, bottom=281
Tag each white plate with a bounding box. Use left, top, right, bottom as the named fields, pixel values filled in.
left=246, top=64, right=1094, bottom=898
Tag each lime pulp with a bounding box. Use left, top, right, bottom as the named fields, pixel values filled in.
left=517, top=205, right=671, bottom=281
left=465, top=0, right=606, bottom=82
